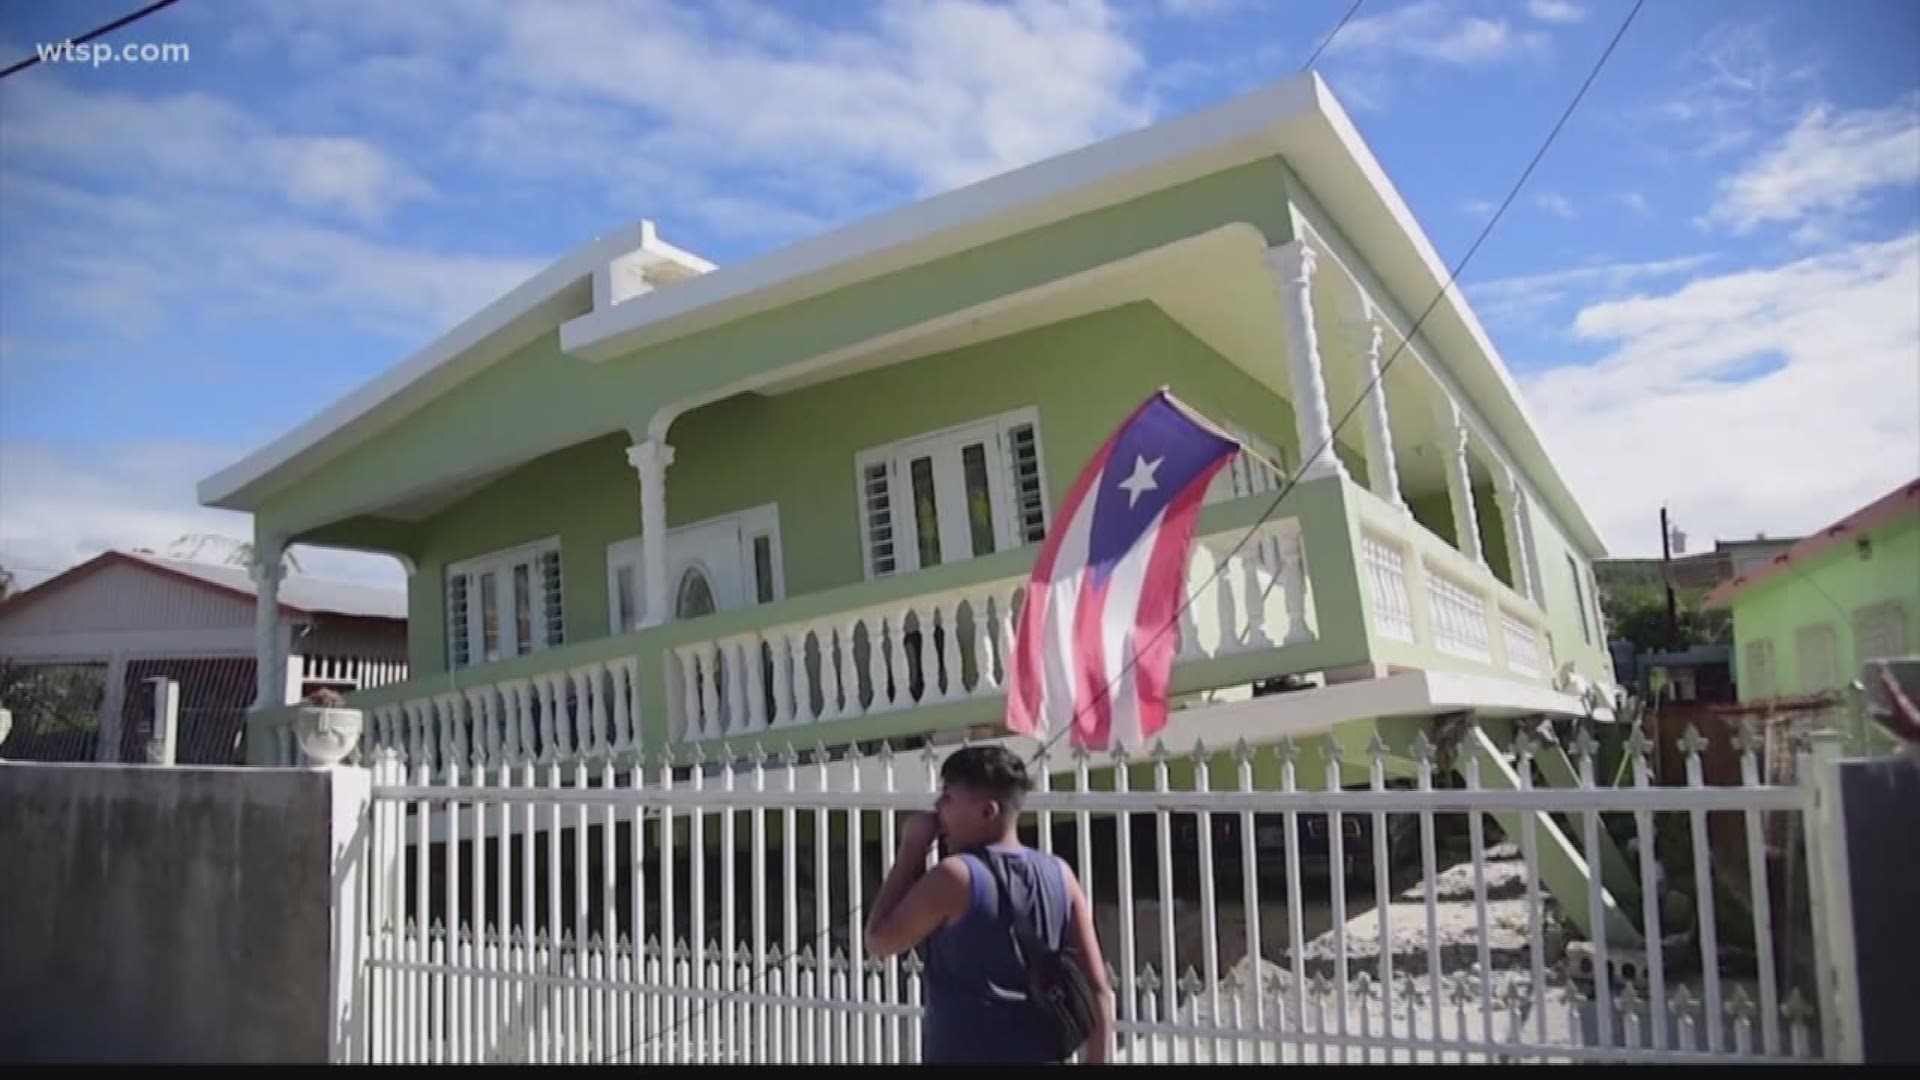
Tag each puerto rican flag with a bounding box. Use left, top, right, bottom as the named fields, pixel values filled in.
left=1005, top=389, right=1242, bottom=751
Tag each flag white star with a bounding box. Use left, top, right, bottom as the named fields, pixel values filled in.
left=1117, top=454, right=1163, bottom=508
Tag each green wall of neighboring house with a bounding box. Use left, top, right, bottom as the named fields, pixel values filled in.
left=1728, top=510, right=1918, bottom=701
left=400, top=301, right=1364, bottom=677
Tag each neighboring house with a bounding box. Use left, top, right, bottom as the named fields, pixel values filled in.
left=1597, top=536, right=1800, bottom=598
left=202, top=74, right=1619, bottom=783
left=1704, top=478, right=1919, bottom=752
left=0, top=551, right=407, bottom=764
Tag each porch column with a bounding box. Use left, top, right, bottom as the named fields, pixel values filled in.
left=626, top=439, right=675, bottom=628
left=1264, top=242, right=1346, bottom=482
left=250, top=541, right=287, bottom=708
left=1354, top=307, right=1404, bottom=509
left=1493, top=466, right=1537, bottom=600
left=1437, top=397, right=1485, bottom=566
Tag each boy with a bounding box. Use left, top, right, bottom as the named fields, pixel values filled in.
left=864, top=745, right=1115, bottom=1064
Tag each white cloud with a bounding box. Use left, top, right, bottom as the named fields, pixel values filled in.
left=1327, top=0, right=1547, bottom=66
left=0, top=81, right=431, bottom=221
left=0, top=174, right=544, bottom=340
left=1612, top=190, right=1652, bottom=217
left=1648, top=21, right=1822, bottom=159
left=1533, top=191, right=1577, bottom=219
left=240, top=0, right=1149, bottom=221
left=1525, top=0, right=1584, bottom=24
left=1705, top=93, right=1920, bottom=235
left=1523, top=234, right=1920, bottom=555
left=1467, top=254, right=1711, bottom=329
left=0, top=442, right=407, bottom=590
left=1458, top=197, right=1498, bottom=218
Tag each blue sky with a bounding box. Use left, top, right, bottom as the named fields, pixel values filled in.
left=1, top=0, right=1915, bottom=588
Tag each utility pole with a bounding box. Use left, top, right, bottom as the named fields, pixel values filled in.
left=1659, top=505, right=1679, bottom=648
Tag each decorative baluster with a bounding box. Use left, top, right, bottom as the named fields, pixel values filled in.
left=938, top=601, right=965, bottom=701
left=465, top=688, right=493, bottom=768
left=698, top=643, right=723, bottom=741
left=789, top=631, right=816, bottom=725
left=498, top=680, right=525, bottom=765
left=815, top=625, right=843, bottom=723
left=865, top=615, right=892, bottom=713
left=839, top=619, right=862, bottom=718
left=1207, top=539, right=1238, bottom=655
left=723, top=637, right=749, bottom=735
left=1000, top=588, right=1021, bottom=678
left=437, top=694, right=464, bottom=774
left=537, top=674, right=562, bottom=763
left=587, top=664, right=610, bottom=755
left=971, top=595, right=999, bottom=693
left=913, top=607, right=937, bottom=704
left=551, top=673, right=579, bottom=761
left=742, top=635, right=769, bottom=733
left=1240, top=536, right=1276, bottom=650
left=672, top=648, right=699, bottom=742
left=768, top=632, right=793, bottom=728
left=1168, top=548, right=1201, bottom=661
left=1281, top=529, right=1313, bottom=645
left=609, top=662, right=635, bottom=753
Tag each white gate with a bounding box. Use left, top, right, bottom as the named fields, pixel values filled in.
left=341, top=722, right=1859, bottom=1064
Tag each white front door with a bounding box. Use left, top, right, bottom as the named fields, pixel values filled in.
left=607, top=505, right=782, bottom=632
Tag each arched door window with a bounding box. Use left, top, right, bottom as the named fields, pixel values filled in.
left=675, top=566, right=717, bottom=620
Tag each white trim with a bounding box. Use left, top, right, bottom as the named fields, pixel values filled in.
left=199, top=222, right=705, bottom=509
left=853, top=406, right=1047, bottom=581
left=445, top=536, right=563, bottom=670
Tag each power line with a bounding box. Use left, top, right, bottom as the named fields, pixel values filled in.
left=1301, top=0, right=1367, bottom=72
left=0, top=0, right=186, bottom=81
left=596, top=0, right=1645, bottom=1063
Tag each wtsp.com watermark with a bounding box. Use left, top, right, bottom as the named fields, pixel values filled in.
left=34, top=39, right=190, bottom=68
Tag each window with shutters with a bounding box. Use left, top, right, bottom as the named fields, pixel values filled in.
left=854, top=408, right=1050, bottom=580
left=1852, top=600, right=1909, bottom=668
left=1795, top=622, right=1839, bottom=694
left=445, top=538, right=563, bottom=670
left=1204, top=421, right=1285, bottom=505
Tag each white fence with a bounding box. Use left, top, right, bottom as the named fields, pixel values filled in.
left=340, top=723, right=1857, bottom=1064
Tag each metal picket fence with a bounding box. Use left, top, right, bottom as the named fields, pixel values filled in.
left=339, top=722, right=1858, bottom=1064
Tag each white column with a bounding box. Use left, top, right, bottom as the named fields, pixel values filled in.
left=1436, top=399, right=1485, bottom=566
left=1265, top=242, right=1347, bottom=482
left=251, top=543, right=287, bottom=709
left=1493, top=467, right=1537, bottom=601
left=626, top=439, right=676, bottom=628
left=1354, top=308, right=1404, bottom=508
left=95, top=652, right=128, bottom=763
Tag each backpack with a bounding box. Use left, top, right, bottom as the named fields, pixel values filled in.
left=980, top=848, right=1099, bottom=1062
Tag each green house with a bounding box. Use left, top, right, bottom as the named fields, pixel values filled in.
left=204, top=74, right=1621, bottom=786
left=1705, top=478, right=1919, bottom=754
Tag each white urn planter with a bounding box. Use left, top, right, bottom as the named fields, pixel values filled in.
left=293, top=705, right=363, bottom=767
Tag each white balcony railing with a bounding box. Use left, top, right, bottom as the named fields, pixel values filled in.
left=668, top=517, right=1314, bottom=743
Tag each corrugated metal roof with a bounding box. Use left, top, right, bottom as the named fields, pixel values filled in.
left=119, top=551, right=406, bottom=620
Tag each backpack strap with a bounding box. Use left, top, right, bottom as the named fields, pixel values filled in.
left=980, top=849, right=1050, bottom=970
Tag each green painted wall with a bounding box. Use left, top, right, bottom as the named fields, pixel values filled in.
left=258, top=158, right=1299, bottom=540
left=1521, top=490, right=1614, bottom=682
left=1728, top=510, right=1918, bottom=702
left=401, top=302, right=1363, bottom=679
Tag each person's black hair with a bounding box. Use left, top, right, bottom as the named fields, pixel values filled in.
left=939, top=744, right=1032, bottom=812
